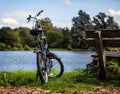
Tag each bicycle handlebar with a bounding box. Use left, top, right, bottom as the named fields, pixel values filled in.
left=36, top=10, right=43, bottom=17
left=27, top=10, right=43, bottom=22
left=27, top=15, right=31, bottom=22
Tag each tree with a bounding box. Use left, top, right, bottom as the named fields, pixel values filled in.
left=0, top=27, right=20, bottom=47
left=71, top=10, right=119, bottom=48
left=18, top=27, right=36, bottom=47
left=61, top=27, right=72, bottom=49
left=46, top=30, right=64, bottom=48
left=72, top=10, right=93, bottom=31
left=93, top=12, right=119, bottom=29
left=0, top=42, right=6, bottom=50
left=107, top=16, right=119, bottom=29
left=40, top=17, right=54, bottom=34
left=71, top=10, right=92, bottom=48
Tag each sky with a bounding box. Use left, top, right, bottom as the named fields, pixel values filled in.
left=0, top=0, right=120, bottom=29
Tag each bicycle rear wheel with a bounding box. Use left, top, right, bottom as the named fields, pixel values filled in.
left=37, top=53, right=48, bottom=83
left=47, top=57, right=64, bottom=78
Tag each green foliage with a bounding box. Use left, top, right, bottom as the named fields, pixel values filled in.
left=71, top=10, right=119, bottom=49
left=71, top=10, right=92, bottom=48
left=72, top=10, right=93, bottom=31
left=84, top=62, right=100, bottom=77
left=24, top=45, right=32, bottom=50
left=0, top=10, right=119, bottom=50
left=61, top=27, right=72, bottom=49
left=41, top=17, right=54, bottom=34
left=67, top=44, right=72, bottom=50
left=84, top=59, right=120, bottom=78
left=93, top=12, right=119, bottom=29
left=0, top=70, right=119, bottom=93
left=13, top=43, right=23, bottom=50
left=0, top=70, right=37, bottom=87
left=46, top=31, right=64, bottom=48
left=18, top=27, right=36, bottom=47
left=0, top=42, right=6, bottom=50
left=0, top=27, right=20, bottom=47
left=107, top=59, right=120, bottom=76
left=0, top=24, right=71, bottom=50
left=0, top=27, right=36, bottom=50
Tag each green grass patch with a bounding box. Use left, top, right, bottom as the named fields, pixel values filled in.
left=0, top=70, right=119, bottom=93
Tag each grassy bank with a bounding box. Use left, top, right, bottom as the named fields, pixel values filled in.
left=0, top=70, right=119, bottom=93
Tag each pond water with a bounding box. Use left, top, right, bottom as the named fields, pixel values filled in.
left=0, top=50, right=93, bottom=72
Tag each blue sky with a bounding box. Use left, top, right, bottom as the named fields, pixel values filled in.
left=0, top=0, right=120, bottom=29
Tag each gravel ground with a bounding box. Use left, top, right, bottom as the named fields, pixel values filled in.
left=0, top=86, right=120, bottom=94
left=0, top=86, right=47, bottom=94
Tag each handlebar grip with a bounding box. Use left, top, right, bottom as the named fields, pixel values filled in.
left=40, top=10, right=43, bottom=13
left=27, top=15, right=31, bottom=22
left=36, top=10, right=44, bottom=16
left=27, top=10, right=43, bottom=22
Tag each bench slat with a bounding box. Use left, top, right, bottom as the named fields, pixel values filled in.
left=87, top=39, right=120, bottom=47
left=103, top=40, right=120, bottom=47
left=101, top=29, right=120, bottom=38
left=86, top=29, right=120, bottom=38
left=92, top=51, right=120, bottom=58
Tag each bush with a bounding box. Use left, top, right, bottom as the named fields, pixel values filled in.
left=14, top=43, right=23, bottom=49
left=84, top=59, right=120, bottom=77
left=107, top=59, right=120, bottom=76
left=24, top=45, right=32, bottom=50
left=67, top=44, right=72, bottom=50
left=0, top=42, right=6, bottom=50
left=84, top=62, right=100, bottom=77
left=11, top=47, right=19, bottom=51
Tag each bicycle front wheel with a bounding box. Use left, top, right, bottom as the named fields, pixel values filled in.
left=37, top=53, right=48, bottom=83
left=48, top=57, right=64, bottom=78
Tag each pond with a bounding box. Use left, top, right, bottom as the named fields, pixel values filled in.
left=0, top=50, right=93, bottom=72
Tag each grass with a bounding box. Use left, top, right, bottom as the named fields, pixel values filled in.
left=0, top=70, right=119, bottom=93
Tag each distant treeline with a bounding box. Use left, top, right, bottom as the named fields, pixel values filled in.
left=0, top=27, right=72, bottom=50
left=0, top=10, right=119, bottom=50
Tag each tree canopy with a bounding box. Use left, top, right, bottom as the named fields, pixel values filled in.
left=0, top=10, right=119, bottom=50
left=70, top=10, right=119, bottom=48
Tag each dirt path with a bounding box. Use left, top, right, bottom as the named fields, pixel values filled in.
left=0, top=86, right=51, bottom=94
left=0, top=86, right=120, bottom=94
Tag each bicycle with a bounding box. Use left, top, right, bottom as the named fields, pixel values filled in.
left=27, top=10, right=64, bottom=83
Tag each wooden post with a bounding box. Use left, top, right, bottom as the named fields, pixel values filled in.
left=94, top=31, right=108, bottom=81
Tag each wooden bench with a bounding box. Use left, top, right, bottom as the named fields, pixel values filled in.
left=86, top=29, right=120, bottom=81
left=92, top=51, right=120, bottom=59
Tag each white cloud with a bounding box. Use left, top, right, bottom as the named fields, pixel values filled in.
left=64, top=0, right=73, bottom=7
left=107, top=9, right=120, bottom=26
left=1, top=17, right=19, bottom=25
left=108, top=9, right=120, bottom=17
left=3, top=10, right=33, bottom=19
left=0, top=10, right=34, bottom=28
left=0, top=17, right=20, bottom=28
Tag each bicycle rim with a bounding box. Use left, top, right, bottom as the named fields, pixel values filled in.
left=48, top=57, right=64, bottom=78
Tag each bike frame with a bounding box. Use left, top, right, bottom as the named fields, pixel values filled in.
left=27, top=10, right=64, bottom=83
left=28, top=11, right=58, bottom=62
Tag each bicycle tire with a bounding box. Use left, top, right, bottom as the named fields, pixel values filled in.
left=47, top=57, right=64, bottom=78
left=37, top=53, right=48, bottom=83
